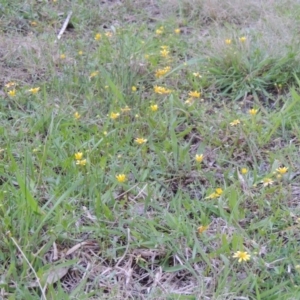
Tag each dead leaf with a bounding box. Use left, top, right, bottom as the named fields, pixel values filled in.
left=42, top=267, right=69, bottom=285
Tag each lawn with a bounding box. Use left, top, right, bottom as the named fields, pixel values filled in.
left=1, top=0, right=300, bottom=299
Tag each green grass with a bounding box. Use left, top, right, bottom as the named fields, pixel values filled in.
left=2, top=0, right=300, bottom=299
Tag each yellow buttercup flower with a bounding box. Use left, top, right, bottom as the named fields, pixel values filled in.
left=132, top=86, right=137, bottom=92
left=116, top=174, right=127, bottom=183
left=74, top=112, right=81, bottom=120
left=276, top=167, right=288, bottom=175
left=74, top=152, right=83, bottom=160
left=154, top=85, right=171, bottom=95
left=206, top=188, right=223, bottom=199
left=215, top=188, right=223, bottom=196
left=8, top=89, right=16, bottom=97
left=78, top=51, right=83, bottom=55
left=193, top=72, right=202, bottom=78
left=262, top=178, right=274, bottom=187
left=155, top=66, right=171, bottom=78
left=241, top=168, right=248, bottom=174
left=249, top=108, right=258, bottom=116
left=89, top=71, right=99, bottom=79
left=185, top=98, right=194, bottom=105
left=174, top=28, right=180, bottom=34
left=28, top=87, right=40, bottom=94
left=110, top=112, right=120, bottom=120
left=225, top=39, right=232, bottom=45
left=94, top=33, right=101, bottom=41
left=156, top=27, right=164, bottom=35
left=239, top=36, right=247, bottom=42
left=76, top=159, right=86, bottom=166
left=188, top=91, right=201, bottom=98
left=30, top=21, right=37, bottom=26
left=160, top=49, right=169, bottom=58
left=230, top=119, right=240, bottom=126
left=5, top=82, right=16, bottom=88
left=135, top=137, right=147, bottom=145
left=233, top=251, right=251, bottom=263
left=195, top=154, right=203, bottom=163
left=60, top=54, right=66, bottom=59
left=197, top=225, right=209, bottom=234
left=150, top=104, right=158, bottom=112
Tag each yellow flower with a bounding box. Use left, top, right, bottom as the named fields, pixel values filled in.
left=116, top=174, right=127, bottom=183
left=185, top=98, right=194, bottom=105
left=74, top=152, right=83, bottom=160
left=193, top=72, right=202, bottom=78
left=154, top=85, right=171, bottom=95
left=239, top=36, right=247, bottom=42
left=225, top=39, right=232, bottom=45
left=94, top=33, right=101, bottom=41
left=150, top=104, right=158, bottom=112
left=262, top=178, right=274, bottom=187
left=8, top=89, right=16, bottom=97
left=30, top=21, right=37, bottom=26
left=230, top=119, right=241, bottom=126
left=74, top=112, right=81, bottom=120
left=188, top=91, right=201, bottom=98
left=5, top=82, right=16, bottom=88
left=121, top=106, right=131, bottom=113
left=249, top=108, right=258, bottom=116
left=89, top=71, right=99, bottom=79
left=76, top=159, right=87, bottom=166
left=60, top=54, right=66, bottom=59
left=276, top=167, right=288, bottom=175
left=233, top=251, right=251, bottom=263
left=156, top=27, right=164, bottom=35
left=197, top=225, right=209, bottom=234
left=105, top=32, right=113, bottom=38
left=28, top=87, right=40, bottom=94
left=195, top=154, right=203, bottom=163
left=206, top=188, right=223, bottom=199
left=132, top=86, right=137, bottom=92
left=241, top=168, right=248, bottom=174
left=160, top=49, right=169, bottom=58
left=78, top=51, right=83, bottom=55
left=206, top=192, right=218, bottom=199
left=135, top=137, right=147, bottom=145
left=110, top=112, right=120, bottom=120
left=174, top=28, right=181, bottom=34
left=155, top=66, right=171, bottom=78
left=215, top=188, right=223, bottom=196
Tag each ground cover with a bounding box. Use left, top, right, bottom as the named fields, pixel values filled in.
left=1, top=0, right=300, bottom=299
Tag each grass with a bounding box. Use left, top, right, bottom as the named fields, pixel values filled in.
left=2, top=0, right=300, bottom=299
